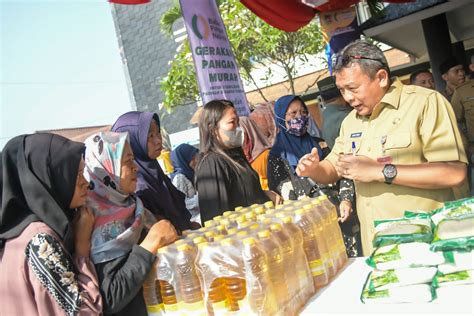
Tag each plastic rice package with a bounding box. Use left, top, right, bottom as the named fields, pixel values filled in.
left=366, top=242, right=445, bottom=270
left=361, top=279, right=435, bottom=304
left=367, top=267, right=437, bottom=291
left=373, top=213, right=433, bottom=248
left=433, top=270, right=474, bottom=287
left=437, top=250, right=474, bottom=274
left=430, top=197, right=474, bottom=251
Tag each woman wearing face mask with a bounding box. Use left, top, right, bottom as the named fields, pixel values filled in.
left=170, top=143, right=201, bottom=223
left=195, top=100, right=282, bottom=224
left=268, top=95, right=330, bottom=200
left=84, top=132, right=177, bottom=316
left=0, top=133, right=102, bottom=315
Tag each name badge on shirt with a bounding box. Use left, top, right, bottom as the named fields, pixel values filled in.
left=350, top=132, right=362, bottom=138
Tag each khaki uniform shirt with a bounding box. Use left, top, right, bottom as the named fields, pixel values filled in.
left=451, top=79, right=474, bottom=143
left=326, top=79, right=468, bottom=256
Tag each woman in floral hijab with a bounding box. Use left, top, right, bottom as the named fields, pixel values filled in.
left=84, top=131, right=177, bottom=316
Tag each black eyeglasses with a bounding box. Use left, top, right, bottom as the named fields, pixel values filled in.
left=334, top=54, right=387, bottom=69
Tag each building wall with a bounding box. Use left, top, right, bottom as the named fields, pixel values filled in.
left=110, top=1, right=197, bottom=135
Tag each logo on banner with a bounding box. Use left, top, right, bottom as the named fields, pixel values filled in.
left=180, top=0, right=250, bottom=116
left=191, top=15, right=210, bottom=40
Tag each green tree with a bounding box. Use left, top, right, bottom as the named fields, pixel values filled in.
left=160, top=0, right=325, bottom=110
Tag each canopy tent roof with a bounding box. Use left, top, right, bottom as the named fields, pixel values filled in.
left=359, top=0, right=474, bottom=61
left=109, top=0, right=415, bottom=32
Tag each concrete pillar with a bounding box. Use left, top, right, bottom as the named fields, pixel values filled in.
left=422, top=14, right=452, bottom=92
left=452, top=41, right=468, bottom=72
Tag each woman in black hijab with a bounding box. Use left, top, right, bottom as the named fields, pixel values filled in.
left=0, top=133, right=102, bottom=316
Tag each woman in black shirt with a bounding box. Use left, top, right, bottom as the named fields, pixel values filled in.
left=195, top=100, right=282, bottom=224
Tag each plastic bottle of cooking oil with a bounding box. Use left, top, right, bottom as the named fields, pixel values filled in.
left=293, top=209, right=328, bottom=288
left=303, top=204, right=337, bottom=279
left=315, top=196, right=348, bottom=269
left=220, top=238, right=247, bottom=313
left=257, top=230, right=290, bottom=315
left=143, top=263, right=164, bottom=316
left=175, top=244, right=205, bottom=315
left=309, top=198, right=338, bottom=269
left=157, top=247, right=179, bottom=315
left=242, top=237, right=277, bottom=315
left=197, top=242, right=227, bottom=316
left=281, top=216, right=315, bottom=301
left=269, top=223, right=299, bottom=309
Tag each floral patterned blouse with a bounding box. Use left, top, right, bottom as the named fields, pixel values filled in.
left=0, top=221, right=102, bottom=316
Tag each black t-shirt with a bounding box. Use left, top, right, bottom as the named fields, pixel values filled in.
left=195, top=147, right=269, bottom=224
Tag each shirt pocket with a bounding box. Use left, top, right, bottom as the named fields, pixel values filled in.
left=463, top=98, right=474, bottom=120
left=384, top=132, right=413, bottom=163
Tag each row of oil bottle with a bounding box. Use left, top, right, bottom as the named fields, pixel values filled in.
left=143, top=195, right=348, bottom=316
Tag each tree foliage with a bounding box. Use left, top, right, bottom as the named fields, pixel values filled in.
left=160, top=0, right=325, bottom=110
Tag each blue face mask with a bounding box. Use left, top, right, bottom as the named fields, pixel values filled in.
left=286, top=116, right=308, bottom=136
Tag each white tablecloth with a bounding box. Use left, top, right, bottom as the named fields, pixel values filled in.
left=300, top=258, right=474, bottom=316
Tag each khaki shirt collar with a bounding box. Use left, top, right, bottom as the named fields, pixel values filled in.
left=380, top=78, right=403, bottom=109
left=357, top=78, right=403, bottom=119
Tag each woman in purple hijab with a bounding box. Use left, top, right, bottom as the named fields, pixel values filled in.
left=111, top=111, right=195, bottom=232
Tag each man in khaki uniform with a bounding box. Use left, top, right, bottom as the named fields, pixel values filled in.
left=451, top=79, right=474, bottom=194
left=296, top=40, right=468, bottom=256
left=451, top=79, right=474, bottom=157
left=439, top=57, right=467, bottom=101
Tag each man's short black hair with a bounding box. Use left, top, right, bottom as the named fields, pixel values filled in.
left=439, top=56, right=461, bottom=75
left=409, top=69, right=431, bottom=84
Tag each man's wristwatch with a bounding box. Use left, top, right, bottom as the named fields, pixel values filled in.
left=383, top=164, right=397, bottom=184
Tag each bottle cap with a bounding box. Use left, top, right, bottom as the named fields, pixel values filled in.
left=261, top=218, right=272, bottom=225
left=213, top=215, right=223, bottom=222
left=157, top=246, right=168, bottom=254
left=282, top=216, right=293, bottom=224
left=254, top=206, right=265, bottom=215
left=214, top=235, right=225, bottom=242
left=257, top=230, right=271, bottom=238
left=198, top=242, right=209, bottom=249
left=227, top=228, right=238, bottom=235
left=204, top=220, right=214, bottom=228
left=270, top=223, right=282, bottom=231
left=245, top=211, right=256, bottom=220
left=187, top=233, right=198, bottom=240
left=237, top=231, right=248, bottom=238
left=234, top=206, right=244, bottom=212
left=243, top=237, right=256, bottom=245
left=223, top=211, right=233, bottom=217
left=177, top=244, right=191, bottom=252
left=249, top=223, right=260, bottom=230
left=264, top=201, right=274, bottom=209
left=295, top=208, right=304, bottom=215
left=205, top=231, right=216, bottom=238
left=174, top=239, right=186, bottom=246
left=221, top=238, right=233, bottom=246
left=193, top=237, right=206, bottom=245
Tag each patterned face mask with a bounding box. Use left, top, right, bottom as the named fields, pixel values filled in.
left=286, top=116, right=308, bottom=136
